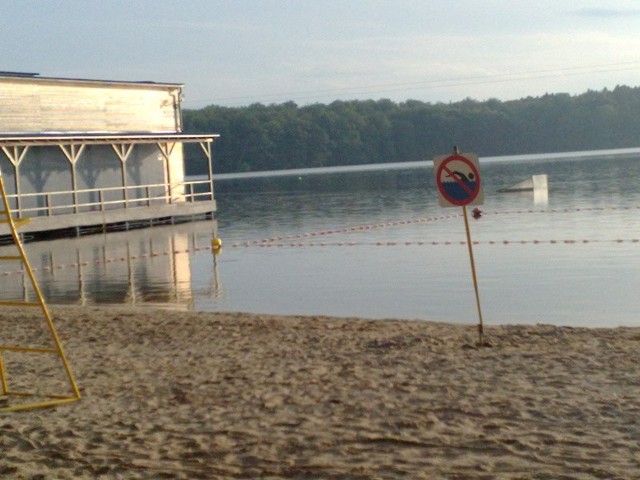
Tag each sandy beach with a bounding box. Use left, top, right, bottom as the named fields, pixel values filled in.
left=1, top=306, right=639, bottom=479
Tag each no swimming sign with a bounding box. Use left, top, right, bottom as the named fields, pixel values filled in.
left=433, top=149, right=487, bottom=345
left=433, top=153, right=484, bottom=207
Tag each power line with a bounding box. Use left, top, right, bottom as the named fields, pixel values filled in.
left=183, top=60, right=640, bottom=107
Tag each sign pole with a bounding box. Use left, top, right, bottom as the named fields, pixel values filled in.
left=462, top=205, right=484, bottom=345
left=434, top=147, right=486, bottom=346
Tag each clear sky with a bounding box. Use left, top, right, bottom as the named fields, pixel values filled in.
left=3, top=0, right=640, bottom=108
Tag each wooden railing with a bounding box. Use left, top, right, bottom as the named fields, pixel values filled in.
left=5, top=178, right=214, bottom=218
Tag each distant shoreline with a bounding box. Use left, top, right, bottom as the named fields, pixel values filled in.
left=189, top=145, right=640, bottom=181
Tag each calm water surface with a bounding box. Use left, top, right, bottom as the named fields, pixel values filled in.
left=2, top=149, right=640, bottom=327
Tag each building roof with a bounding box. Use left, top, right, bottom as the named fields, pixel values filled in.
left=0, top=132, right=219, bottom=147
left=0, top=71, right=183, bottom=89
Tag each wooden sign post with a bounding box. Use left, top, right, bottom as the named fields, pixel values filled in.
left=433, top=147, right=486, bottom=345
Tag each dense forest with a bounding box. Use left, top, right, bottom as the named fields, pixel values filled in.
left=182, top=85, right=640, bottom=174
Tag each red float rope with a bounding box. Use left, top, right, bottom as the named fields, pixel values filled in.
left=1, top=206, right=638, bottom=276
left=230, top=205, right=640, bottom=248
left=231, top=213, right=462, bottom=248
left=239, top=239, right=640, bottom=248
left=3, top=237, right=638, bottom=276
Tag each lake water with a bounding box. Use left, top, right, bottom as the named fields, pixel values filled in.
left=2, top=148, right=640, bottom=327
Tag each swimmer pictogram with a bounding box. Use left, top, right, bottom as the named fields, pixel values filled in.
left=434, top=153, right=484, bottom=207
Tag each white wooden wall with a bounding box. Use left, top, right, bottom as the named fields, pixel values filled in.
left=0, top=78, right=181, bottom=134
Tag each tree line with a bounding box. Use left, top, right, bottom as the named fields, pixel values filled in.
left=182, top=85, right=640, bottom=174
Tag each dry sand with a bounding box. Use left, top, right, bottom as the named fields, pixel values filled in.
left=1, top=306, right=639, bottom=479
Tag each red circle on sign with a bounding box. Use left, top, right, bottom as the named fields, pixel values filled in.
left=436, top=154, right=481, bottom=206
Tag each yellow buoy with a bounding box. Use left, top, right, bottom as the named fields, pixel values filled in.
left=211, top=237, right=223, bottom=254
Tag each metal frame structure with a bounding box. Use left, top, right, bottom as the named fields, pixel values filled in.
left=0, top=167, right=81, bottom=412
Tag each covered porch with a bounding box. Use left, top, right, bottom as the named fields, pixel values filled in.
left=0, top=133, right=219, bottom=239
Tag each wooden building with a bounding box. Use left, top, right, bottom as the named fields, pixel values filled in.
left=0, top=71, right=219, bottom=240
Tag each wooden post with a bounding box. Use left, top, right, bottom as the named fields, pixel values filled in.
left=199, top=140, right=214, bottom=201
left=111, top=143, right=133, bottom=208
left=462, top=205, right=484, bottom=345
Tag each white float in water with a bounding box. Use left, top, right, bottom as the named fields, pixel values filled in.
left=498, top=174, right=548, bottom=193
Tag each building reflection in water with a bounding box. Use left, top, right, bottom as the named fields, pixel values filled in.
left=0, top=220, right=219, bottom=310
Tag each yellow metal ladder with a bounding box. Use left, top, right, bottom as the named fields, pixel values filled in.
left=0, top=168, right=80, bottom=412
